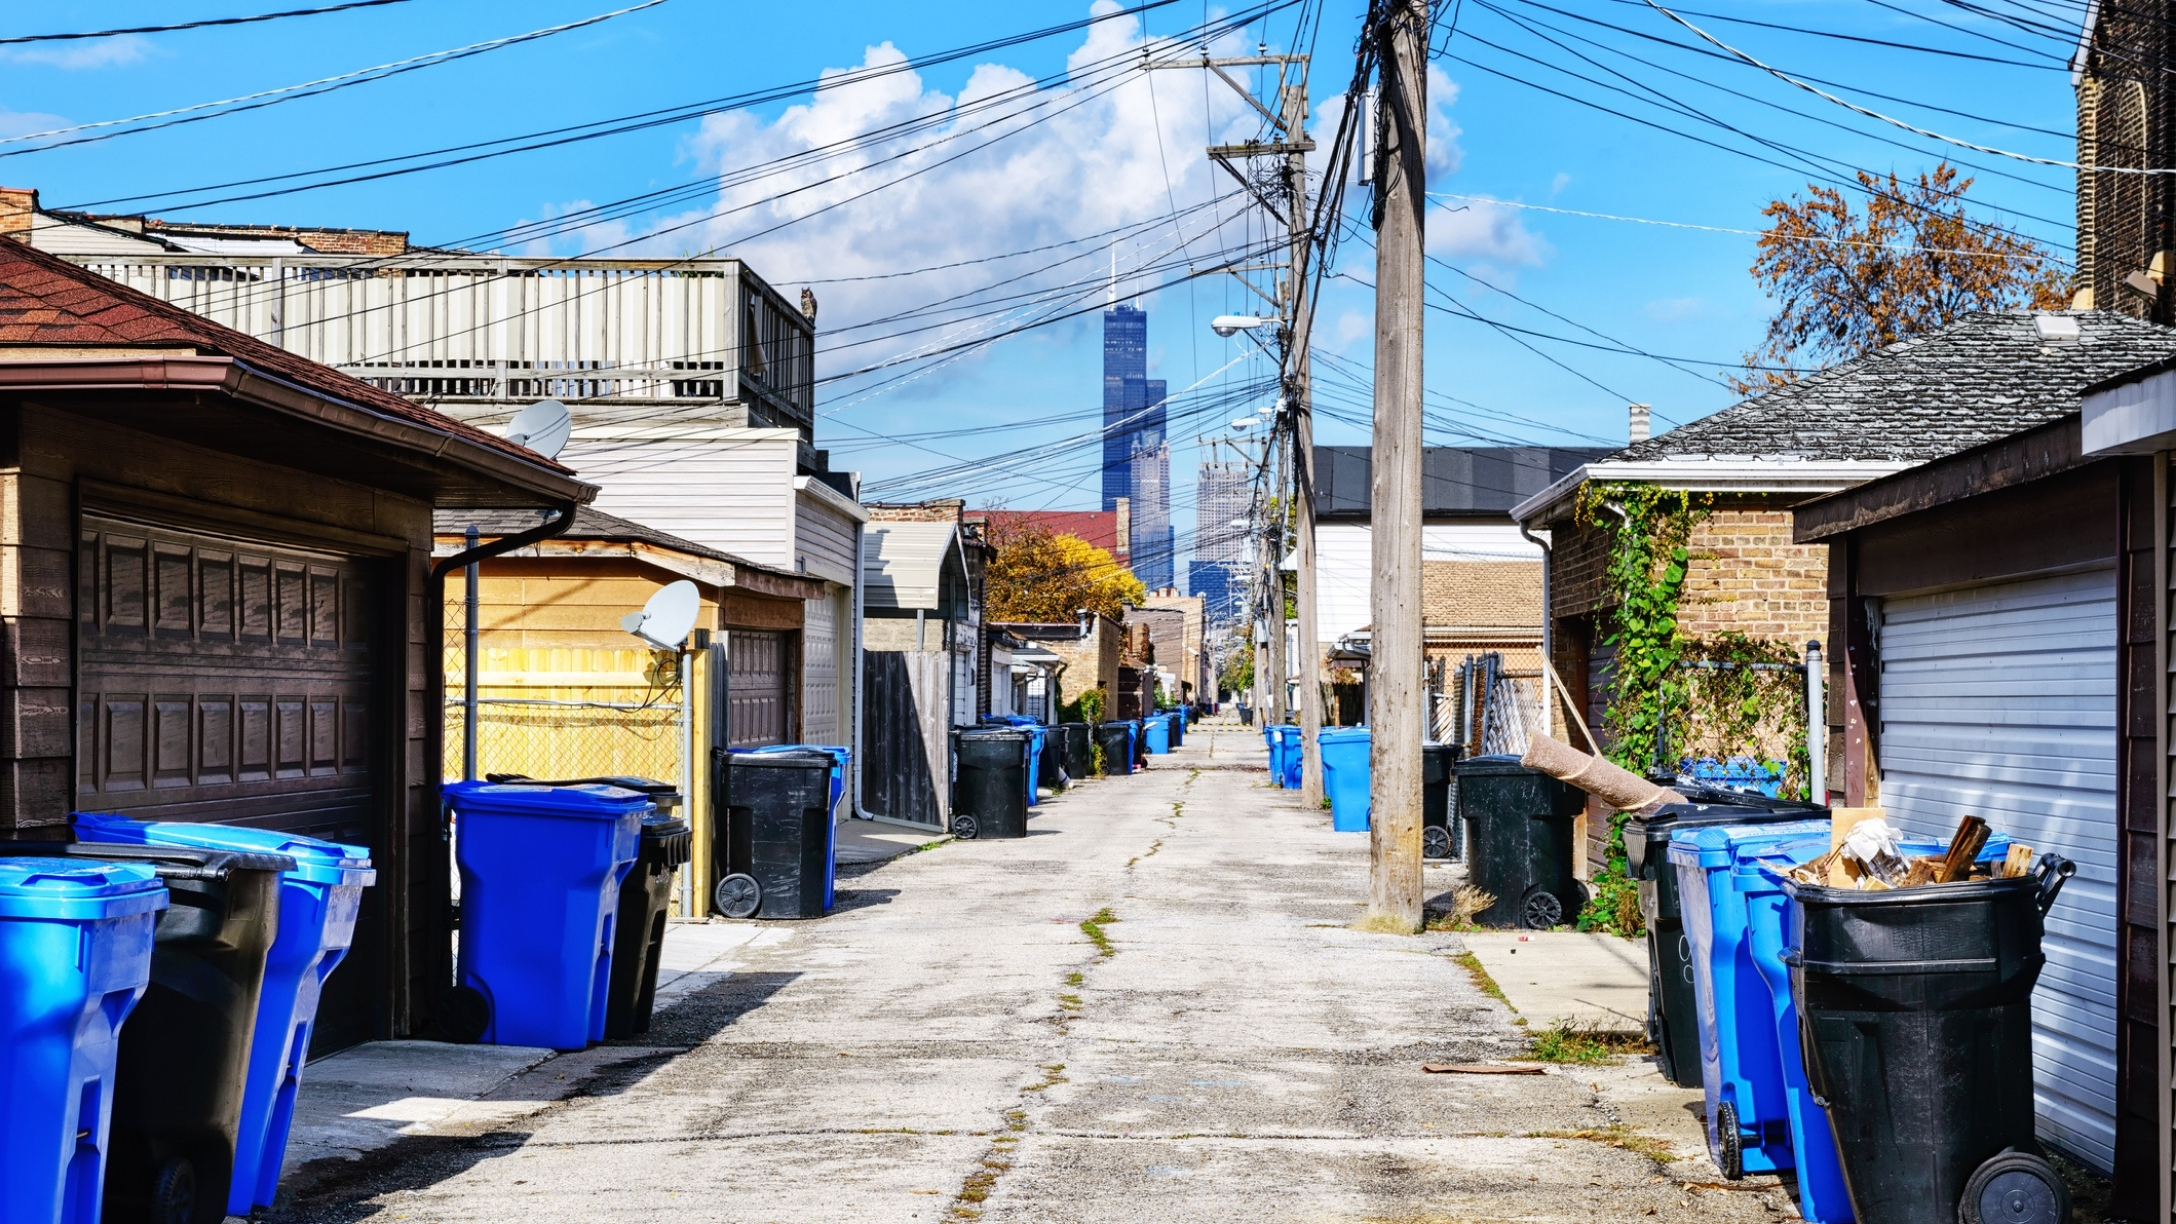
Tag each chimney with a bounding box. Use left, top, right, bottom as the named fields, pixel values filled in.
left=1076, top=607, right=1094, bottom=638
left=1113, top=497, right=1131, bottom=561
left=0, top=187, right=37, bottom=243
left=1628, top=403, right=1651, bottom=443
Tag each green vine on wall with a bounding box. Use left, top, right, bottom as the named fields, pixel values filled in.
left=1575, top=484, right=1709, bottom=935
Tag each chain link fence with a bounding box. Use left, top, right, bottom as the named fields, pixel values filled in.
left=443, top=695, right=685, bottom=783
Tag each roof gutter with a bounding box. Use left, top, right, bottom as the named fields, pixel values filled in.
left=1509, top=458, right=1920, bottom=525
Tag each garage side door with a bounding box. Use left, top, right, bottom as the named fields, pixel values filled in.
left=728, top=629, right=791, bottom=748
left=1880, top=568, right=2118, bottom=1172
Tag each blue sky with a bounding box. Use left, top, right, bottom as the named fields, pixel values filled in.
left=0, top=0, right=2085, bottom=557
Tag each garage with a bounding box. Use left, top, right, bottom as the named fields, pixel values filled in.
left=1878, top=568, right=2121, bottom=1172
left=727, top=628, right=794, bottom=747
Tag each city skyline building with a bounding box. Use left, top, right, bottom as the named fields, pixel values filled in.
left=1189, top=458, right=1250, bottom=627
left=1101, top=301, right=1174, bottom=589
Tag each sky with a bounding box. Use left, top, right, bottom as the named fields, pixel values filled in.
left=0, top=0, right=2088, bottom=568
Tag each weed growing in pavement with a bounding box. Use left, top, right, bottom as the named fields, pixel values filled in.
left=1024, top=1064, right=1067, bottom=1092
left=1064, top=972, right=1082, bottom=986
left=1452, top=952, right=1511, bottom=1007
left=1126, top=839, right=1164, bottom=868
left=1525, top=1126, right=1677, bottom=1163
left=1351, top=912, right=1421, bottom=935
left=1080, top=907, right=1118, bottom=957
left=1523, top=1020, right=1653, bottom=1064
left=1057, top=994, right=1082, bottom=1011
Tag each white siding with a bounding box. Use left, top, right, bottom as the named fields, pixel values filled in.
left=1879, top=569, right=2119, bottom=1173
left=863, top=524, right=958, bottom=611
left=794, top=491, right=860, bottom=587
left=1315, top=524, right=1374, bottom=645
left=565, top=430, right=798, bottom=569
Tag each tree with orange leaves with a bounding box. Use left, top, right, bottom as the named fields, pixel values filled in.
left=984, top=519, right=1145, bottom=623
left=1733, top=163, right=2067, bottom=395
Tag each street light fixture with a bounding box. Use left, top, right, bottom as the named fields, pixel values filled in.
left=1229, top=418, right=1258, bottom=430
left=1211, top=314, right=1269, bottom=337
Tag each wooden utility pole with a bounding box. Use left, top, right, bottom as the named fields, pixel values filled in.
left=1282, top=61, right=1327, bottom=810
left=1263, top=427, right=1288, bottom=725
left=1368, top=0, right=1429, bottom=928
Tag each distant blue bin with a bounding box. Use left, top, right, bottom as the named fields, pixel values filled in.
left=1261, top=725, right=1284, bottom=785
left=1669, top=821, right=1833, bottom=1178
left=1280, top=727, right=1304, bottom=788
left=748, top=745, right=849, bottom=909
left=1319, top=726, right=1371, bottom=832
left=1264, top=725, right=1301, bottom=788
left=444, top=782, right=646, bottom=1050
left=0, top=855, right=166, bottom=1224
left=70, top=812, right=378, bottom=1215
left=1143, top=716, right=1171, bottom=754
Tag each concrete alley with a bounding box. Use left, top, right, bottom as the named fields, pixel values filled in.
left=269, top=728, right=1793, bottom=1224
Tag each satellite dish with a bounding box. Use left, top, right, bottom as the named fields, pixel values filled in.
left=622, top=580, right=699, bottom=650
left=505, top=399, right=573, bottom=459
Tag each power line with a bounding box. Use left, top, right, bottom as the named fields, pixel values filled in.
left=0, top=0, right=412, bottom=44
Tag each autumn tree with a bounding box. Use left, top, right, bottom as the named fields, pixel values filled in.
left=1734, top=163, right=2067, bottom=395
left=984, top=520, right=1146, bottom=623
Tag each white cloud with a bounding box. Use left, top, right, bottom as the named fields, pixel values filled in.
left=568, top=4, right=1282, bottom=392
left=1330, top=308, right=1370, bottom=352
left=0, top=108, right=67, bottom=138
left=1642, top=296, right=1706, bottom=323
left=8, top=35, right=149, bottom=70
left=1550, top=172, right=1571, bottom=196
left=1427, top=198, right=1548, bottom=266
left=1425, top=64, right=1462, bottom=183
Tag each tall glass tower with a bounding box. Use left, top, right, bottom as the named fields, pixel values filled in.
left=1101, top=303, right=1174, bottom=588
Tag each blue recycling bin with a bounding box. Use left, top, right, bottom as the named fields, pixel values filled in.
left=1261, top=724, right=1284, bottom=785
left=1319, top=726, right=1372, bottom=832
left=1143, top=715, right=1171, bottom=755
left=444, top=782, right=646, bottom=1050
left=1669, top=821, right=1830, bottom=1178
left=0, top=855, right=166, bottom=1224
left=748, top=745, right=849, bottom=910
left=1280, top=727, right=1303, bottom=788
left=70, top=812, right=378, bottom=1216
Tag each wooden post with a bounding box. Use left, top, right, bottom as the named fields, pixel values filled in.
left=1265, top=428, right=1289, bottom=726
left=1288, top=62, right=1327, bottom=810
left=1368, top=0, right=1429, bottom=928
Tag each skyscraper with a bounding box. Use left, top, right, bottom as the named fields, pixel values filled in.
left=1189, top=459, right=1250, bottom=627
left=1101, top=302, right=1174, bottom=589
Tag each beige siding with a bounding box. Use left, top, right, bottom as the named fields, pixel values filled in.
left=794, top=490, right=860, bottom=587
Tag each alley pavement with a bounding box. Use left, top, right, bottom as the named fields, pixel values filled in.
left=273, top=726, right=1795, bottom=1223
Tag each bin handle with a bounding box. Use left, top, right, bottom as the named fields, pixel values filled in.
left=1780, top=950, right=1801, bottom=968
left=2031, top=854, right=2076, bottom=917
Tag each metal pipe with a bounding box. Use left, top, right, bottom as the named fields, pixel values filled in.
left=1518, top=521, right=1553, bottom=741
left=1806, top=638, right=1826, bottom=804
left=680, top=646, right=694, bottom=918
left=463, top=524, right=478, bottom=782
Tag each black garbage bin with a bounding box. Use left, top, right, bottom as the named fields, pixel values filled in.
left=1452, top=756, right=1587, bottom=928
left=0, top=840, right=294, bottom=1224
left=1786, top=856, right=2076, bottom=1224
left=1167, top=711, right=1185, bottom=748
left=1094, top=722, right=1135, bottom=777
left=1036, top=727, right=1068, bottom=794
left=714, top=750, right=834, bottom=920
left=1421, top=742, right=1463, bottom=860
left=487, top=772, right=694, bottom=1038
left=1624, top=790, right=1825, bottom=1087
left=953, top=728, right=1030, bottom=840
left=1060, top=722, right=1091, bottom=780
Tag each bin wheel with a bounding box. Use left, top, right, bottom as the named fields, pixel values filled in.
left=435, top=985, right=490, bottom=1044
left=1716, top=1101, right=1743, bottom=1181
left=952, top=813, right=980, bottom=841
left=715, top=874, right=762, bottom=920
left=1959, top=1150, right=2070, bottom=1224
left=1519, top=887, right=1563, bottom=930
left=1422, top=826, right=1452, bottom=860
left=148, top=1156, right=196, bottom=1224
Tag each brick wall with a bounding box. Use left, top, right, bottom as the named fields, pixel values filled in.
left=1676, top=499, right=1830, bottom=642
left=1422, top=559, right=1542, bottom=627
left=865, top=499, right=965, bottom=524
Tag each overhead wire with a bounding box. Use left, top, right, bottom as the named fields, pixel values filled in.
left=0, top=0, right=413, bottom=44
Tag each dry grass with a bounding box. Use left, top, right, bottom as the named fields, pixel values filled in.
left=1352, top=912, right=1422, bottom=935
left=1424, top=885, right=1497, bottom=931
left=1525, top=1125, right=1677, bottom=1163
left=1522, top=1020, right=1653, bottom=1064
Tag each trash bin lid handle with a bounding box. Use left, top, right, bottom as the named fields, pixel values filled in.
left=2032, top=854, right=2077, bottom=916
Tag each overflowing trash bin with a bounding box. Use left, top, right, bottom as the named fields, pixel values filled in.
left=1667, top=819, right=1837, bottom=1180
left=0, top=852, right=165, bottom=1224
left=951, top=728, right=1031, bottom=840
left=0, top=840, right=296, bottom=1224
left=1623, top=793, right=1825, bottom=1087
left=1451, top=756, right=1585, bottom=928
left=1096, top=722, right=1136, bottom=777
left=441, top=781, right=645, bottom=1049
left=70, top=813, right=377, bottom=1217
left=714, top=750, right=838, bottom=919
left=1060, top=722, right=1091, bottom=781
left=1421, top=742, right=1462, bottom=859
left=1318, top=726, right=1371, bottom=832
left=1783, top=834, right=2075, bottom=1224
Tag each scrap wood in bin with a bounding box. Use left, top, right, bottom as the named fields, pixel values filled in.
left=1786, top=814, right=2033, bottom=890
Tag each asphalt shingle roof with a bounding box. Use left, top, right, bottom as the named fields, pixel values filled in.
left=0, top=235, right=569, bottom=474
left=1617, top=311, right=2176, bottom=463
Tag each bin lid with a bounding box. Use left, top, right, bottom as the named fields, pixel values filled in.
left=0, top=840, right=296, bottom=879
left=727, top=749, right=838, bottom=769
left=0, top=855, right=167, bottom=920
left=1666, top=820, right=1831, bottom=869
left=1451, top=754, right=1532, bottom=777
left=443, top=781, right=653, bottom=819
left=1319, top=726, right=1370, bottom=743
left=72, top=810, right=374, bottom=888
left=957, top=728, right=1029, bottom=742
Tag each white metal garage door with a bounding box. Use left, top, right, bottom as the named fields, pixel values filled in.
left=1880, top=568, right=2118, bottom=1172
left=802, top=588, right=840, bottom=745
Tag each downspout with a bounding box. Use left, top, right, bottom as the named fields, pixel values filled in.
left=853, top=519, right=877, bottom=820
left=1519, top=520, right=1554, bottom=741
left=431, top=502, right=580, bottom=580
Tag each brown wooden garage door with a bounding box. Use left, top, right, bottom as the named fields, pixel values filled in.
left=727, top=629, right=793, bottom=748
left=78, top=512, right=383, bottom=1050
